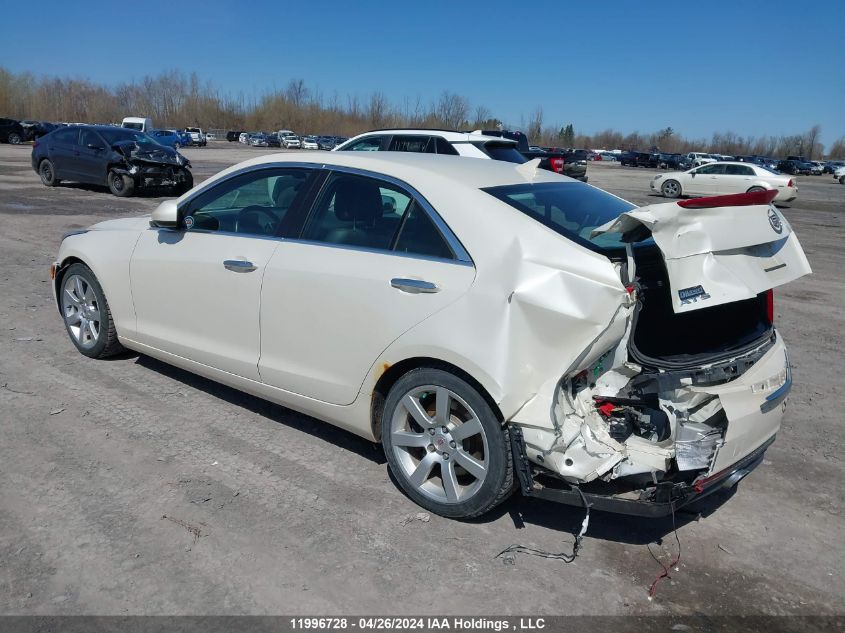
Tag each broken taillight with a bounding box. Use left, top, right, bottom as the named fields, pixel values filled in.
left=787, top=179, right=794, bottom=187
left=765, top=289, right=774, bottom=323
left=549, top=157, right=565, bottom=173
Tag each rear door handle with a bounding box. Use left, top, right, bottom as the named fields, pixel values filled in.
left=390, top=278, right=439, bottom=293
left=223, top=259, right=257, bottom=273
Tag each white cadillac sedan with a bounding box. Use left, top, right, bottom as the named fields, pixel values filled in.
left=651, top=161, right=798, bottom=203
left=51, top=153, right=811, bottom=519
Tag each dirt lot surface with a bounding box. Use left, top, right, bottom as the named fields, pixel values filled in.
left=1, top=143, right=843, bottom=616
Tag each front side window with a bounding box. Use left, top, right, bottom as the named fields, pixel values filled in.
left=183, top=168, right=310, bottom=236
left=52, top=128, right=79, bottom=144
left=342, top=136, right=384, bottom=152
left=695, top=164, right=726, bottom=175
left=80, top=129, right=103, bottom=148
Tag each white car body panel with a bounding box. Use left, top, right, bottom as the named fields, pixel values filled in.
left=652, top=162, right=798, bottom=201
left=52, top=153, right=810, bottom=497
left=595, top=199, right=811, bottom=313
left=130, top=230, right=280, bottom=380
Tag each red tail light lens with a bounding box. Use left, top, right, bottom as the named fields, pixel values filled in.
left=787, top=179, right=793, bottom=187
left=766, top=289, right=774, bottom=323
left=549, top=157, right=564, bottom=173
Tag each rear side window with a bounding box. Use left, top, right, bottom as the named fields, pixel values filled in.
left=393, top=203, right=454, bottom=259
left=482, top=181, right=639, bottom=252
left=435, top=137, right=459, bottom=155
left=388, top=135, right=434, bottom=153
left=478, top=142, right=526, bottom=164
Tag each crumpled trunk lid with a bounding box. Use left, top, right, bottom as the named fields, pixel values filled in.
left=593, top=191, right=812, bottom=314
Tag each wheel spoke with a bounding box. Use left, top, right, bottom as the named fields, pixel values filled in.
left=409, top=452, right=438, bottom=487
left=88, top=307, right=101, bottom=322
left=392, top=431, right=430, bottom=448
left=441, top=460, right=460, bottom=502
left=65, top=311, right=81, bottom=325
left=86, top=319, right=98, bottom=340
left=450, top=416, right=482, bottom=442
left=64, top=287, right=81, bottom=305
left=454, top=450, right=487, bottom=480
left=74, top=277, right=85, bottom=301
left=402, top=394, right=433, bottom=429
left=435, top=387, right=450, bottom=425
left=76, top=318, right=87, bottom=341
left=83, top=285, right=95, bottom=304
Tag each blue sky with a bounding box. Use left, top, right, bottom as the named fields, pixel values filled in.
left=2, top=0, right=843, bottom=145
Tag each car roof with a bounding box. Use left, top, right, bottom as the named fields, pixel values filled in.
left=343, top=129, right=517, bottom=145
left=192, top=151, right=569, bottom=194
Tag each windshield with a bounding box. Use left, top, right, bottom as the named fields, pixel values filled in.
left=100, top=128, right=162, bottom=147
left=482, top=181, right=644, bottom=252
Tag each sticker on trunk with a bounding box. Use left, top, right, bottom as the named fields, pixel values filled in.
left=678, top=285, right=711, bottom=305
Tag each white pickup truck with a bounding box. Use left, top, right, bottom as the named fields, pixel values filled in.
left=185, top=127, right=206, bottom=147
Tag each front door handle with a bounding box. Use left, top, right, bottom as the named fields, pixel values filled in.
left=390, top=278, right=439, bottom=294
left=223, top=259, right=257, bottom=273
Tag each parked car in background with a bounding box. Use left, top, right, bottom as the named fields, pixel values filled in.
left=227, top=130, right=243, bottom=142
left=474, top=129, right=588, bottom=181
left=777, top=159, right=812, bottom=176
left=0, top=117, right=25, bottom=144
left=686, top=152, right=717, bottom=167
left=599, top=151, right=618, bottom=161
left=20, top=120, right=60, bottom=141
left=148, top=129, right=184, bottom=149
left=620, top=151, right=658, bottom=168
left=50, top=151, right=810, bottom=519
left=282, top=134, right=301, bottom=149
left=834, top=165, right=845, bottom=184
left=266, top=133, right=281, bottom=148
left=32, top=124, right=192, bottom=197
left=301, top=136, right=319, bottom=150
left=206, top=133, right=217, bottom=141
left=822, top=161, right=844, bottom=174
left=185, top=127, right=206, bottom=147
left=652, top=161, right=797, bottom=203
left=238, top=132, right=249, bottom=144
left=317, top=136, right=337, bottom=150
left=178, top=130, right=193, bottom=147
left=657, top=153, right=685, bottom=169
left=248, top=133, right=269, bottom=147
left=121, top=117, right=154, bottom=133
left=808, top=161, right=825, bottom=175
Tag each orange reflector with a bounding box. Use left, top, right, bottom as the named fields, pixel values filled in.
left=49, top=264, right=57, bottom=280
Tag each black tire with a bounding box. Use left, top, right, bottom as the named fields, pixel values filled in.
left=174, top=169, right=194, bottom=196
left=108, top=169, right=135, bottom=197
left=839, top=176, right=844, bottom=185
left=7, top=132, right=22, bottom=145
left=382, top=368, right=514, bottom=519
left=661, top=179, right=682, bottom=198
left=747, top=186, right=766, bottom=193
left=58, top=263, right=124, bottom=359
left=39, top=159, right=60, bottom=186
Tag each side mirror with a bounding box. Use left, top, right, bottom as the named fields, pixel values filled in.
left=150, top=199, right=179, bottom=228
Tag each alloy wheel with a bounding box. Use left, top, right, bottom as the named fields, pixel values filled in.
left=62, top=274, right=101, bottom=349
left=390, top=385, right=489, bottom=504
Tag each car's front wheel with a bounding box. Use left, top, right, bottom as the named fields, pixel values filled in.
left=108, top=169, right=135, bottom=197
left=382, top=368, right=514, bottom=519
left=7, top=132, right=22, bottom=144
left=839, top=176, right=844, bottom=185
left=661, top=179, right=682, bottom=198
left=39, top=159, right=60, bottom=186
left=59, top=263, right=124, bottom=359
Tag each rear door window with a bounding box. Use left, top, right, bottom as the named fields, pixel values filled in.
left=388, top=135, right=433, bottom=153
left=52, top=128, right=79, bottom=145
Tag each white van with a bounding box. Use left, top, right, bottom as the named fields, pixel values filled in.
left=122, top=117, right=154, bottom=133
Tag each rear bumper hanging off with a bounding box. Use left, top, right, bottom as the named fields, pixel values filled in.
left=509, top=425, right=773, bottom=517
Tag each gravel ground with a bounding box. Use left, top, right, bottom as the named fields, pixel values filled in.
left=1, top=143, right=843, bottom=616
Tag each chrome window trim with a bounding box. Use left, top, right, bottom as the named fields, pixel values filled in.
left=176, top=160, right=474, bottom=266
left=282, top=237, right=474, bottom=267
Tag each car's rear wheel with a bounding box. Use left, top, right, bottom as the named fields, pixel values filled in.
left=39, top=159, right=60, bottom=186
left=60, top=263, right=124, bottom=359
left=747, top=186, right=767, bottom=193
left=7, top=132, right=22, bottom=144
left=382, top=368, right=514, bottom=519
left=661, top=179, right=682, bottom=198
left=108, top=169, right=135, bottom=197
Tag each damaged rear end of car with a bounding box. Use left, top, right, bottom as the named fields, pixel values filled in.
left=492, top=185, right=811, bottom=516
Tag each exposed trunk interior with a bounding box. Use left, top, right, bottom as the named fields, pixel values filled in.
left=630, top=247, right=773, bottom=368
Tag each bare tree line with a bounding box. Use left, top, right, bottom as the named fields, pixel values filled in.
left=1, top=67, right=842, bottom=158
